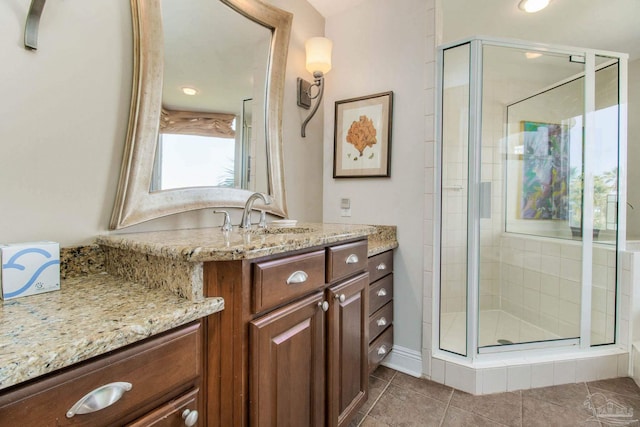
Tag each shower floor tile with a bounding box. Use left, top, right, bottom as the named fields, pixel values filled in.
left=440, top=309, right=561, bottom=353
left=351, top=367, right=640, bottom=426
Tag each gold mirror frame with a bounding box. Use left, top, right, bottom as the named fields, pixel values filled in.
left=110, top=0, right=292, bottom=229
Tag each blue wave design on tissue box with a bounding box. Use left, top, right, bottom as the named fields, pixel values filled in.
left=2, top=248, right=60, bottom=298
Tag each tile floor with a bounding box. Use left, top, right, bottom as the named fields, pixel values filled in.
left=350, top=366, right=640, bottom=426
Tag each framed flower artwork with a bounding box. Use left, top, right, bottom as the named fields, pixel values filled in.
left=333, top=91, right=393, bottom=178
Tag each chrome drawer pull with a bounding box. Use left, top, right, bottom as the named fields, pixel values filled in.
left=376, top=262, right=387, bottom=271
left=377, top=345, right=388, bottom=356
left=345, top=254, right=359, bottom=264
left=335, top=294, right=346, bottom=303
left=66, top=382, right=132, bottom=418
left=286, top=270, right=308, bottom=284
left=318, top=301, right=329, bottom=312
left=182, top=409, right=199, bottom=426
left=376, top=288, right=387, bottom=297
left=376, top=317, right=387, bottom=327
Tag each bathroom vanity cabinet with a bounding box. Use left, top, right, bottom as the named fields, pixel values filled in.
left=367, top=250, right=394, bottom=372
left=205, top=238, right=370, bottom=427
left=0, top=321, right=205, bottom=426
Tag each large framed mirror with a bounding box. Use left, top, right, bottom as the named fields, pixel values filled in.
left=110, top=0, right=292, bottom=229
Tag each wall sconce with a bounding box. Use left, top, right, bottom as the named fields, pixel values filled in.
left=24, top=0, right=47, bottom=50
left=518, top=0, right=550, bottom=13
left=297, top=37, right=333, bottom=137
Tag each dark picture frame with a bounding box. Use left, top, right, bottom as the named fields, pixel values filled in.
left=333, top=91, right=393, bottom=178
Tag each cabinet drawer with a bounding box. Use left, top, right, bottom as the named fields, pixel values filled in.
left=368, top=251, right=393, bottom=283
left=0, top=322, right=202, bottom=427
left=369, top=302, right=393, bottom=343
left=253, top=250, right=326, bottom=313
left=368, top=326, right=393, bottom=372
left=369, top=274, right=393, bottom=315
left=327, top=240, right=368, bottom=283
left=126, top=388, right=200, bottom=427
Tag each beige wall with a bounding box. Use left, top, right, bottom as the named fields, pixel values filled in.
left=0, top=0, right=324, bottom=246
left=627, top=59, right=640, bottom=239
left=0, top=2, right=131, bottom=246
left=322, top=0, right=429, bottom=360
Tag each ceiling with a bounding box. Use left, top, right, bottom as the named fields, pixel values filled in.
left=162, top=0, right=271, bottom=114
left=307, top=0, right=640, bottom=60
left=306, top=0, right=370, bottom=18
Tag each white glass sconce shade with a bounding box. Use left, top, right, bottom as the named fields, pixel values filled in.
left=305, top=37, right=332, bottom=75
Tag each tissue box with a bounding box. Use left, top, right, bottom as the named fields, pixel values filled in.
left=0, top=242, right=60, bottom=300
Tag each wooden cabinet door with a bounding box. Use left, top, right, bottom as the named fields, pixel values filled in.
left=249, top=292, right=326, bottom=427
left=327, top=272, right=369, bottom=427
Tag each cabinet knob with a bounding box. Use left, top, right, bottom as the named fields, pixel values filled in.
left=335, top=294, right=346, bottom=303
left=377, top=345, right=388, bottom=356
left=66, top=382, right=132, bottom=418
left=376, top=288, right=387, bottom=297
left=376, top=317, right=387, bottom=327
left=376, top=262, right=387, bottom=271
left=286, top=270, right=308, bottom=284
left=345, top=254, right=359, bottom=264
left=318, top=301, right=329, bottom=312
left=182, top=409, right=199, bottom=426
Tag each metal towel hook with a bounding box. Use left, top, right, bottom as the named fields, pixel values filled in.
left=25, top=0, right=47, bottom=50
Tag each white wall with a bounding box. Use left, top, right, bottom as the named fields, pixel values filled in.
left=0, top=0, right=324, bottom=246
left=323, top=0, right=428, bottom=360
left=627, top=59, right=640, bottom=239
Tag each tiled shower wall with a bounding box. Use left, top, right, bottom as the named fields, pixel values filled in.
left=422, top=0, right=437, bottom=377
left=440, top=70, right=506, bottom=316
left=499, top=236, right=618, bottom=344
left=440, top=83, right=469, bottom=315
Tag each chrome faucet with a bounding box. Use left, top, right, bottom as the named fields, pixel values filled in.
left=240, top=192, right=270, bottom=229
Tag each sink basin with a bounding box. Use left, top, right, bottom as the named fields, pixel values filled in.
left=248, top=226, right=317, bottom=235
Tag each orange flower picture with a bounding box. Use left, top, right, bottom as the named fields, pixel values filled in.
left=333, top=92, right=393, bottom=178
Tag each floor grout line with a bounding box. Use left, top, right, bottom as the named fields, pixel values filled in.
left=520, top=389, right=524, bottom=427
left=437, top=388, right=455, bottom=427
left=356, top=370, right=397, bottom=426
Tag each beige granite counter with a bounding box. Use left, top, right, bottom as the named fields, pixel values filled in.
left=96, top=223, right=396, bottom=301
left=367, top=225, right=399, bottom=256
left=0, top=273, right=223, bottom=391
left=97, top=223, right=379, bottom=262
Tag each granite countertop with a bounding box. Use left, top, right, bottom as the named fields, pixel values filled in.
left=97, top=223, right=380, bottom=262
left=0, top=273, right=224, bottom=392
left=367, top=225, right=399, bottom=256
left=96, top=223, right=398, bottom=302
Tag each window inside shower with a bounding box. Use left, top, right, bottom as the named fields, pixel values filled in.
left=438, top=39, right=622, bottom=356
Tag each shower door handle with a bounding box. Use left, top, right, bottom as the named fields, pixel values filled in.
left=480, top=182, right=491, bottom=219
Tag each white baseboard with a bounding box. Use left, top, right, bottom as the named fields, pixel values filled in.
left=633, top=343, right=640, bottom=388
left=381, top=345, right=422, bottom=378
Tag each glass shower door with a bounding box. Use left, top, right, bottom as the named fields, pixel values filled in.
left=478, top=45, right=586, bottom=348
left=439, top=42, right=470, bottom=356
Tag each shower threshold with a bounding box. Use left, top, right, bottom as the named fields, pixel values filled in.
left=440, top=309, right=567, bottom=354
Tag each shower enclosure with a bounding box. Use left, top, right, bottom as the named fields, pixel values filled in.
left=436, top=37, right=628, bottom=360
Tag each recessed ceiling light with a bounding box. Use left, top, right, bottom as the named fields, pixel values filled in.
left=525, top=52, right=543, bottom=59
left=181, top=87, right=198, bottom=96
left=518, top=0, right=550, bottom=13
